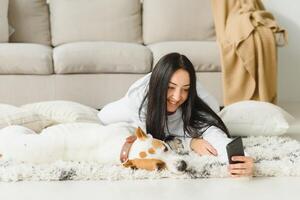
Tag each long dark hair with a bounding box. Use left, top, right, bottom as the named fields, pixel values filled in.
left=139, top=53, right=229, bottom=140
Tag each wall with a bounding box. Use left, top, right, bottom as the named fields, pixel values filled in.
left=263, top=0, right=300, bottom=102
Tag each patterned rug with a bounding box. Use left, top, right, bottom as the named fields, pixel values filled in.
left=0, top=136, right=300, bottom=181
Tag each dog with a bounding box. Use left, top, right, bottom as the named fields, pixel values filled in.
left=0, top=123, right=187, bottom=173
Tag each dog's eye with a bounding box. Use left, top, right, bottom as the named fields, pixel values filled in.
left=163, top=145, right=168, bottom=152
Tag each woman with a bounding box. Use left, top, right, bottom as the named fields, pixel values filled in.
left=98, top=53, right=254, bottom=177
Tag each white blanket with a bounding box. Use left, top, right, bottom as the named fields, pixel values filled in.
left=0, top=123, right=135, bottom=164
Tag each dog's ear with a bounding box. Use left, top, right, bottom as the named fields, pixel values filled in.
left=122, top=160, right=137, bottom=169
left=135, top=127, right=148, bottom=140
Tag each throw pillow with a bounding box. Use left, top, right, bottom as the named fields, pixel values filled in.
left=218, top=100, right=295, bottom=136
left=143, top=0, right=216, bottom=44
left=0, top=104, right=51, bottom=133
left=0, top=0, right=9, bottom=42
left=8, top=0, right=51, bottom=45
left=48, top=0, right=142, bottom=46
left=21, top=101, right=100, bottom=124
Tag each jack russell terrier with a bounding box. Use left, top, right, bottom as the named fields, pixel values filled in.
left=0, top=123, right=187, bottom=173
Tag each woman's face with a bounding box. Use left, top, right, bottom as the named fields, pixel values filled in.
left=167, top=69, right=190, bottom=113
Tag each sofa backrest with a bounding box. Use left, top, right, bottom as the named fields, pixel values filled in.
left=143, top=0, right=216, bottom=45
left=8, top=0, right=51, bottom=45
left=48, top=0, right=142, bottom=46
left=6, top=0, right=216, bottom=46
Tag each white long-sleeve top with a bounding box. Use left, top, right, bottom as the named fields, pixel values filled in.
left=98, top=73, right=232, bottom=162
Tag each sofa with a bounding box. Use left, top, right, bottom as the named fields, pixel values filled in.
left=0, top=0, right=223, bottom=109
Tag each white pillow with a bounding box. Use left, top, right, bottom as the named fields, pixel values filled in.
left=218, top=100, right=295, bottom=136
left=21, top=101, right=100, bottom=124
left=0, top=0, right=9, bottom=42
left=0, top=104, right=51, bottom=133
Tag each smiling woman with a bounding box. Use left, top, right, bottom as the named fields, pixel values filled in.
left=98, top=52, right=254, bottom=177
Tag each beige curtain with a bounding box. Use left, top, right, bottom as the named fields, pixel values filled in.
left=211, top=0, right=287, bottom=105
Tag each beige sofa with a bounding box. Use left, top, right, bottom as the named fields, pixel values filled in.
left=0, top=0, right=223, bottom=109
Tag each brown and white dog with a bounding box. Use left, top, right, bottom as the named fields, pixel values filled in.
left=0, top=123, right=187, bottom=173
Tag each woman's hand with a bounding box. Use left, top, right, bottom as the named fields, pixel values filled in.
left=228, top=156, right=254, bottom=177
left=190, top=138, right=218, bottom=156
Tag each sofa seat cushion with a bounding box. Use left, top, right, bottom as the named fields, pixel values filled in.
left=53, top=42, right=152, bottom=74
left=0, top=43, right=53, bottom=74
left=49, top=0, right=142, bottom=46
left=143, top=0, right=215, bottom=44
left=0, top=0, right=9, bottom=42
left=148, top=41, right=221, bottom=72
left=8, top=0, right=51, bottom=45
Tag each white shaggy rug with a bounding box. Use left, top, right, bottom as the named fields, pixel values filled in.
left=1, top=136, right=300, bottom=182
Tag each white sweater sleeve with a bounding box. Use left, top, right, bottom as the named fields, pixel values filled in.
left=97, top=97, right=132, bottom=125
left=97, top=73, right=150, bottom=127
left=201, top=126, right=232, bottom=162
left=179, top=126, right=231, bottom=158
left=180, top=126, right=232, bottom=163
left=98, top=73, right=150, bottom=133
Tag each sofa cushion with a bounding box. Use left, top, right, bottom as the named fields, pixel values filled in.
left=53, top=42, right=152, bottom=74
left=8, top=0, right=51, bottom=45
left=0, top=0, right=9, bottom=42
left=0, top=44, right=53, bottom=74
left=49, top=0, right=142, bottom=46
left=148, top=41, right=221, bottom=72
left=143, top=0, right=215, bottom=44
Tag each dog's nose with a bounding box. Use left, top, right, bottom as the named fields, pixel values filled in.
left=176, top=160, right=187, bottom=171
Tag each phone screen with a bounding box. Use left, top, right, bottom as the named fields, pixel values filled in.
left=226, top=136, right=245, bottom=164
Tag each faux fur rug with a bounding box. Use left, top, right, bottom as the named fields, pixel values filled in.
left=1, top=136, right=300, bottom=182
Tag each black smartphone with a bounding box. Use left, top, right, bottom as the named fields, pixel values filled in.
left=226, top=136, right=245, bottom=164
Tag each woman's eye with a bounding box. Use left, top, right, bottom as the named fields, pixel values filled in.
left=168, top=86, right=175, bottom=90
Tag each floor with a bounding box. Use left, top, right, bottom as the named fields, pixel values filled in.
left=1, top=177, right=300, bottom=200
left=0, top=101, right=299, bottom=200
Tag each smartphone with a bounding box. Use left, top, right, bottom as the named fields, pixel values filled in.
left=226, top=136, right=245, bottom=164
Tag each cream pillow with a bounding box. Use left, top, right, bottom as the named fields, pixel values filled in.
left=0, top=104, right=51, bottom=133
left=218, top=100, right=295, bottom=136
left=0, top=0, right=9, bottom=42
left=21, top=101, right=100, bottom=124
left=49, top=0, right=142, bottom=46
left=8, top=0, right=51, bottom=45
left=143, top=0, right=216, bottom=44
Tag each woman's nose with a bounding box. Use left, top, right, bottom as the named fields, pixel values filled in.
left=172, top=89, right=182, bottom=101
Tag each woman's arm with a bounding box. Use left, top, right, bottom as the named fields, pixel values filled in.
left=98, top=73, right=150, bottom=126
left=190, top=126, right=254, bottom=177
left=97, top=97, right=133, bottom=125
